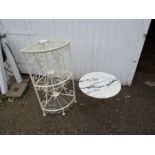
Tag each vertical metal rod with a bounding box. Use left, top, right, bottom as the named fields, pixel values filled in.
left=68, top=43, right=77, bottom=103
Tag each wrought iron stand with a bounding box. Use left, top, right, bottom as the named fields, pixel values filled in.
left=21, top=40, right=76, bottom=116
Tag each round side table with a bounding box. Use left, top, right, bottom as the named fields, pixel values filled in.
left=79, top=72, right=121, bottom=99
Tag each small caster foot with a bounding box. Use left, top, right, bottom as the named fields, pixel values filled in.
left=74, top=99, right=77, bottom=103
left=43, top=112, right=46, bottom=116
left=62, top=110, right=65, bottom=116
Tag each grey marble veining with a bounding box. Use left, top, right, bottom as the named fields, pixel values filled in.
left=79, top=72, right=121, bottom=99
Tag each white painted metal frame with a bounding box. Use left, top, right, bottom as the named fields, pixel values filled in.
left=21, top=40, right=76, bottom=116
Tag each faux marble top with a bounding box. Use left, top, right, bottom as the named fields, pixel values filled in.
left=79, top=72, right=121, bottom=99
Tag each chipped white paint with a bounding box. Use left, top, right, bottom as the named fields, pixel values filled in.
left=0, top=19, right=151, bottom=86
left=79, top=72, right=121, bottom=99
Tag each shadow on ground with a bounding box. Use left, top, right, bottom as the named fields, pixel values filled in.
left=0, top=72, right=155, bottom=135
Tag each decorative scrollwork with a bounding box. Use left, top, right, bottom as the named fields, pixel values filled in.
left=21, top=40, right=76, bottom=116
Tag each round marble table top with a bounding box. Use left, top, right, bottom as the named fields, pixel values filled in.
left=79, top=72, right=121, bottom=99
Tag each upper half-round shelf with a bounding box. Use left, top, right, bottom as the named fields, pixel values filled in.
left=20, top=40, right=70, bottom=53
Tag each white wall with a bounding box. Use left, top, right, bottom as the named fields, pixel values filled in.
left=0, top=19, right=151, bottom=85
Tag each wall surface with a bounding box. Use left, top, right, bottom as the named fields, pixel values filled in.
left=0, top=19, right=151, bottom=85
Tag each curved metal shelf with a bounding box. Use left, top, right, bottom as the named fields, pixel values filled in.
left=43, top=94, right=75, bottom=114
left=33, top=72, right=72, bottom=88
left=21, top=40, right=70, bottom=53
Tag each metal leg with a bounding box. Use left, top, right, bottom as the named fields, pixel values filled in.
left=74, top=97, right=77, bottom=103
left=71, top=75, right=77, bottom=103
left=62, top=109, right=65, bottom=116
left=43, top=111, right=46, bottom=116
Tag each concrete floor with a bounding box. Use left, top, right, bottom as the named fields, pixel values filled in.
left=0, top=72, right=154, bottom=135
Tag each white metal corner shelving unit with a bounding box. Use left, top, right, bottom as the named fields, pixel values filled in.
left=21, top=40, right=76, bottom=116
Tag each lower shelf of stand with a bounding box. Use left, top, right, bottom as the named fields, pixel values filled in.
left=42, top=93, right=75, bottom=114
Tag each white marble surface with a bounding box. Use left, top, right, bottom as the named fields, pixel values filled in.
left=79, top=72, right=121, bottom=99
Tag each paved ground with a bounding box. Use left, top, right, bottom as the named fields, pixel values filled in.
left=0, top=72, right=154, bottom=135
